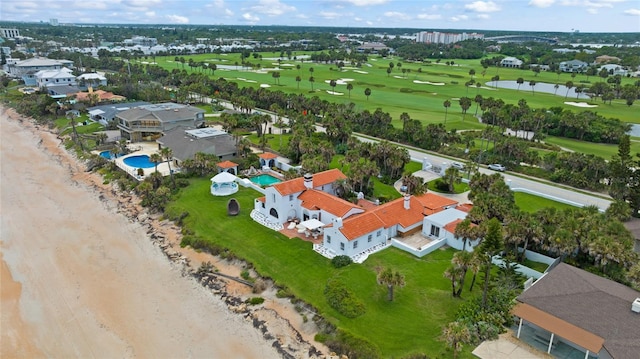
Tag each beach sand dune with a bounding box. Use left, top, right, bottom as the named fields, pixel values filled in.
left=0, top=107, right=282, bottom=358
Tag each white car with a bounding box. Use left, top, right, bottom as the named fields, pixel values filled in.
left=488, top=164, right=506, bottom=172
left=451, top=162, right=464, bottom=170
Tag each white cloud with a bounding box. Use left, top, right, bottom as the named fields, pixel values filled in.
left=166, top=14, right=189, bottom=23
left=320, top=11, right=340, bottom=19
left=295, top=14, right=309, bottom=19
left=450, top=14, right=469, bottom=21
left=416, top=13, right=442, bottom=20
left=464, top=1, right=501, bottom=12
left=529, top=0, right=555, bottom=7
left=587, top=7, right=598, bottom=13
left=477, top=13, right=490, bottom=19
left=383, top=11, right=411, bottom=21
left=247, top=0, right=296, bottom=16
left=207, top=0, right=234, bottom=16
left=241, top=12, right=260, bottom=22
left=123, top=0, right=161, bottom=8
left=624, top=8, right=640, bottom=15
left=354, top=17, right=363, bottom=21
left=341, top=0, right=390, bottom=6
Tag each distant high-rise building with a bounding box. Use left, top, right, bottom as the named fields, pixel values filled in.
left=415, top=31, right=484, bottom=45
left=50, top=18, right=59, bottom=26
left=0, top=28, right=20, bottom=38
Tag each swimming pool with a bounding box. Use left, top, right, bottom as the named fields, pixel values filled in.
left=99, top=150, right=113, bottom=159
left=250, top=174, right=282, bottom=186
left=123, top=155, right=156, bottom=169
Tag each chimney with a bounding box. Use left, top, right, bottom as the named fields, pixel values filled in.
left=334, top=217, right=343, bottom=229
left=632, top=298, right=640, bottom=313
left=403, top=194, right=410, bottom=210
left=303, top=173, right=313, bottom=189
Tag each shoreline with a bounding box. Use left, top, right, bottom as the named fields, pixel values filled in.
left=0, top=105, right=328, bottom=358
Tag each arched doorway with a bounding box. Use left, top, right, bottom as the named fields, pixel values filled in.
left=269, top=208, right=279, bottom=219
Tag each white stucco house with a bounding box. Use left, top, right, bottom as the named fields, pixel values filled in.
left=251, top=169, right=471, bottom=261
left=559, top=60, right=588, bottom=73
left=35, top=67, right=76, bottom=89
left=422, top=207, right=479, bottom=251
left=500, top=57, right=523, bottom=68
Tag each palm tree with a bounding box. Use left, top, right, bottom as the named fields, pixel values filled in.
left=529, top=80, right=536, bottom=95
left=376, top=267, right=405, bottom=301
left=516, top=77, right=524, bottom=91
left=295, top=75, right=301, bottom=90
left=554, top=83, right=560, bottom=95
left=346, top=83, right=353, bottom=98
left=444, top=265, right=463, bottom=297
left=309, top=76, right=315, bottom=91
left=478, top=218, right=503, bottom=308
left=149, top=152, right=162, bottom=173
left=459, top=97, right=471, bottom=121
left=364, top=87, right=371, bottom=101
left=443, top=99, right=451, bottom=124
left=444, top=166, right=460, bottom=192
left=565, top=80, right=574, bottom=98
left=441, top=321, right=471, bottom=359
left=469, top=69, right=475, bottom=79
left=160, top=147, right=176, bottom=188
left=329, top=79, right=337, bottom=93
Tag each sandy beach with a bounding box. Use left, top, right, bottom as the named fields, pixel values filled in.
left=0, top=105, right=321, bottom=358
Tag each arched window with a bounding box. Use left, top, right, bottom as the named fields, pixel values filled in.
left=269, top=208, right=279, bottom=219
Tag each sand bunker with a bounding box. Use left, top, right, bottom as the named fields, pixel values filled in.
left=450, top=97, right=460, bottom=101
left=324, top=80, right=347, bottom=85
left=326, top=91, right=344, bottom=96
left=280, top=64, right=295, bottom=67
left=413, top=80, right=445, bottom=86
left=564, top=101, right=598, bottom=108
left=393, top=75, right=404, bottom=79
left=340, top=78, right=354, bottom=82
left=366, top=63, right=373, bottom=67
left=480, top=86, right=496, bottom=90
left=260, top=84, right=271, bottom=88
left=353, top=70, right=368, bottom=74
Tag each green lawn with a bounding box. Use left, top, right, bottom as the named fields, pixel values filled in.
left=514, top=192, right=576, bottom=213
left=149, top=53, right=639, bottom=127
left=544, top=136, right=640, bottom=160
left=427, top=179, right=470, bottom=194
left=166, top=181, right=477, bottom=358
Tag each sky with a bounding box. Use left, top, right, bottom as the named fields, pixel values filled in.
left=1, top=0, right=639, bottom=33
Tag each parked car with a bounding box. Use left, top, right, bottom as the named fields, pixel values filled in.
left=488, top=163, right=506, bottom=172
left=451, top=162, right=464, bottom=170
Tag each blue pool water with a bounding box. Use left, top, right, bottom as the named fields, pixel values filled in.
left=250, top=174, right=282, bottom=186
left=99, top=150, right=113, bottom=159
left=123, top=155, right=156, bottom=169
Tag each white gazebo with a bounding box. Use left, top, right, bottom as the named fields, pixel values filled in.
left=210, top=172, right=239, bottom=196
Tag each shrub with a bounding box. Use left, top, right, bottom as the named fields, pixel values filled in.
left=324, top=329, right=381, bottom=359
left=324, top=278, right=366, bottom=318
left=331, top=255, right=353, bottom=268
left=433, top=179, right=450, bottom=192
left=276, top=287, right=294, bottom=298
left=240, top=270, right=251, bottom=280
left=246, top=297, right=264, bottom=305
left=252, top=278, right=267, bottom=293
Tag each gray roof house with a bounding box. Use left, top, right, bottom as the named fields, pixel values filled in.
left=513, top=262, right=640, bottom=359
left=559, top=60, right=589, bottom=73
left=115, top=102, right=205, bottom=142
left=7, top=57, right=74, bottom=86
left=156, top=127, right=237, bottom=164
left=87, top=101, right=151, bottom=125
left=500, top=56, right=523, bottom=68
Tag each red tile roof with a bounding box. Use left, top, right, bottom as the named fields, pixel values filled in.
left=444, top=219, right=463, bottom=234
left=371, top=196, right=426, bottom=228
left=271, top=169, right=346, bottom=196
left=256, top=196, right=265, bottom=203
left=339, top=212, right=386, bottom=240
left=258, top=152, right=278, bottom=159
left=456, top=203, right=473, bottom=213
left=298, top=189, right=362, bottom=217
left=414, top=193, right=458, bottom=215
left=217, top=160, right=238, bottom=169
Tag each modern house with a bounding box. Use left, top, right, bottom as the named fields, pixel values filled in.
left=87, top=101, right=151, bottom=125
left=77, top=73, right=107, bottom=88
left=599, top=64, right=628, bottom=76
left=74, top=89, right=125, bottom=104
left=156, top=127, right=237, bottom=165
left=35, top=68, right=76, bottom=89
left=116, top=102, right=205, bottom=142
left=559, top=60, right=589, bottom=73
left=252, top=169, right=471, bottom=261
left=7, top=57, right=74, bottom=86
left=513, top=263, right=640, bottom=359
left=500, top=57, right=523, bottom=68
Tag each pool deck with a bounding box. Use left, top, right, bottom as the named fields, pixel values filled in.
left=95, top=142, right=173, bottom=180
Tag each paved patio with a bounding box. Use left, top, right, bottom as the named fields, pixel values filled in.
left=395, top=231, right=434, bottom=250
left=473, top=331, right=551, bottom=359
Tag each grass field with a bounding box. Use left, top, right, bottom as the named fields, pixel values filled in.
left=148, top=52, right=639, bottom=128
left=166, top=181, right=478, bottom=358
left=544, top=135, right=640, bottom=159
left=514, top=192, right=576, bottom=213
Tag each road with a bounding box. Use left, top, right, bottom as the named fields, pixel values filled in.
left=355, top=134, right=612, bottom=211
left=203, top=97, right=612, bottom=211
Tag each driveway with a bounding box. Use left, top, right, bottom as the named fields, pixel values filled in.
left=473, top=332, right=551, bottom=359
